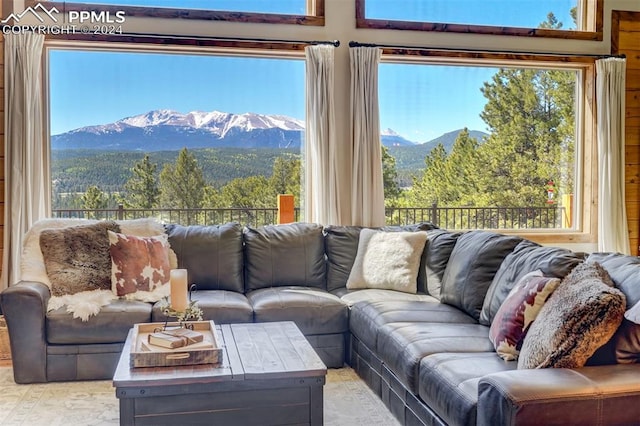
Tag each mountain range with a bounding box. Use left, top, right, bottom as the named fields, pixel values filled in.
left=51, top=109, right=486, bottom=153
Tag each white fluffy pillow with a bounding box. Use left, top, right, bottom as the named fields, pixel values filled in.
left=346, top=229, right=428, bottom=294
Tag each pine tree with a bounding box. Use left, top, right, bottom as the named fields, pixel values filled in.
left=82, top=185, right=107, bottom=219
left=269, top=156, right=301, bottom=204
left=123, top=154, right=160, bottom=209
left=409, top=143, right=449, bottom=206
left=159, top=148, right=207, bottom=209
left=382, top=146, right=401, bottom=204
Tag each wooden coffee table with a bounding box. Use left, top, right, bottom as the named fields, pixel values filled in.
left=113, top=321, right=327, bottom=425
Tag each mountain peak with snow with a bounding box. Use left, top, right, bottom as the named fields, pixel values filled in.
left=52, top=109, right=411, bottom=151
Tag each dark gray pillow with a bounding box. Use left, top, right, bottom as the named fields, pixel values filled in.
left=165, top=223, right=244, bottom=292
left=324, top=225, right=362, bottom=292
left=440, top=230, right=522, bottom=321
left=480, top=240, right=585, bottom=326
left=422, top=229, right=461, bottom=299
left=323, top=222, right=438, bottom=293
left=244, top=223, right=326, bottom=291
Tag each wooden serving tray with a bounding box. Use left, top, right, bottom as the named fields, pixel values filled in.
left=130, top=321, right=222, bottom=368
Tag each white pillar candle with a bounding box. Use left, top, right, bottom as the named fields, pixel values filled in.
left=170, top=269, right=189, bottom=312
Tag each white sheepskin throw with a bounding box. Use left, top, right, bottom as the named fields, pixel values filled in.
left=346, top=229, right=428, bottom=294
left=20, top=218, right=176, bottom=321
left=47, top=289, right=118, bottom=322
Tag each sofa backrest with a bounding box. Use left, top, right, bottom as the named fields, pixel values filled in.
left=243, top=222, right=326, bottom=292
left=21, top=218, right=173, bottom=288
left=479, top=239, right=585, bottom=326
left=323, top=223, right=439, bottom=293
left=165, top=223, right=244, bottom=292
left=440, top=230, right=522, bottom=321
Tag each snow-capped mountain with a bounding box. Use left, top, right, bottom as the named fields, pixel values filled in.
left=54, top=110, right=306, bottom=150
left=52, top=109, right=412, bottom=151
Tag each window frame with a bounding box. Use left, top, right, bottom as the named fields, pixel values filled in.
left=43, top=40, right=307, bottom=216
left=356, top=0, right=603, bottom=41
left=378, top=49, right=597, bottom=244
left=29, top=0, right=325, bottom=26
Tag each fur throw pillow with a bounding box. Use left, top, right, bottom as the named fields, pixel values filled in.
left=108, top=231, right=172, bottom=298
left=346, top=229, right=428, bottom=294
left=518, top=262, right=626, bottom=369
left=40, top=221, right=121, bottom=296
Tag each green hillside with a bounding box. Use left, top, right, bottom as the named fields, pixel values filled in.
left=52, top=147, right=300, bottom=194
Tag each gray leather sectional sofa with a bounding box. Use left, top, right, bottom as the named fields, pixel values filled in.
left=2, top=220, right=640, bottom=425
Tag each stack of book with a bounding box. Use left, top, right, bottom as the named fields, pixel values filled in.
left=147, top=327, right=206, bottom=349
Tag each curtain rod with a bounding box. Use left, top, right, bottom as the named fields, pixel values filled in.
left=0, top=26, right=340, bottom=47
left=348, top=41, right=624, bottom=59
left=119, top=33, right=341, bottom=46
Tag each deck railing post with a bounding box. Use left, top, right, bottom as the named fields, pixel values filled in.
left=277, top=194, right=295, bottom=224
left=430, top=202, right=438, bottom=227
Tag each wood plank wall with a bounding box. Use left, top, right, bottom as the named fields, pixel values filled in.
left=612, top=10, right=640, bottom=255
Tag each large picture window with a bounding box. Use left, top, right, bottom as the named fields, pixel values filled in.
left=379, top=57, right=593, bottom=235
left=47, top=48, right=305, bottom=225
left=357, top=0, right=602, bottom=40
left=32, top=0, right=323, bottom=24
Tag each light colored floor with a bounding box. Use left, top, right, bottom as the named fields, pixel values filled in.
left=0, top=364, right=400, bottom=426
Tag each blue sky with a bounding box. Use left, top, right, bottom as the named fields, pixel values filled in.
left=49, top=0, right=576, bottom=142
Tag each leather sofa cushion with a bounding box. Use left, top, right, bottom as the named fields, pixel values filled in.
left=588, top=252, right=640, bottom=308
left=47, top=299, right=151, bottom=344
left=423, top=229, right=461, bottom=299
left=247, top=286, right=349, bottom=335
left=332, top=288, right=435, bottom=306
left=152, top=290, right=253, bottom=324
left=376, top=322, right=494, bottom=393
left=350, top=299, right=476, bottom=350
left=583, top=253, right=640, bottom=364
left=323, top=223, right=438, bottom=293
left=244, top=223, right=326, bottom=291
left=419, top=352, right=516, bottom=426
left=441, top=231, right=522, bottom=320
left=165, top=223, right=244, bottom=292
left=480, top=240, right=585, bottom=326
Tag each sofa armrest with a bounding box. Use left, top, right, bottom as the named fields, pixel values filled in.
left=478, top=365, right=640, bottom=426
left=0, top=281, right=50, bottom=383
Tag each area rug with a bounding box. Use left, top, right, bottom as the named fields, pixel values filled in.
left=0, top=367, right=399, bottom=426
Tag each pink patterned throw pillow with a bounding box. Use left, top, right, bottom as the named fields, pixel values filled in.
left=108, top=231, right=172, bottom=297
left=489, top=272, right=561, bottom=361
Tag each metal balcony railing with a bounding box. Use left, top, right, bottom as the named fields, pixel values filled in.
left=385, top=203, right=568, bottom=229
left=52, top=206, right=301, bottom=227
left=53, top=203, right=568, bottom=230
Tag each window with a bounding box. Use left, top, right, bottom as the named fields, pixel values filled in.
left=379, top=57, right=595, bottom=237
left=61, top=0, right=310, bottom=15
left=33, top=0, right=324, bottom=24
left=357, top=0, right=602, bottom=40
left=47, top=48, right=305, bottom=225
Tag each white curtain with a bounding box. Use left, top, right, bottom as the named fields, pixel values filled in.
left=304, top=44, right=342, bottom=225
left=1, top=32, right=50, bottom=290
left=350, top=47, right=385, bottom=227
left=596, top=57, right=629, bottom=254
